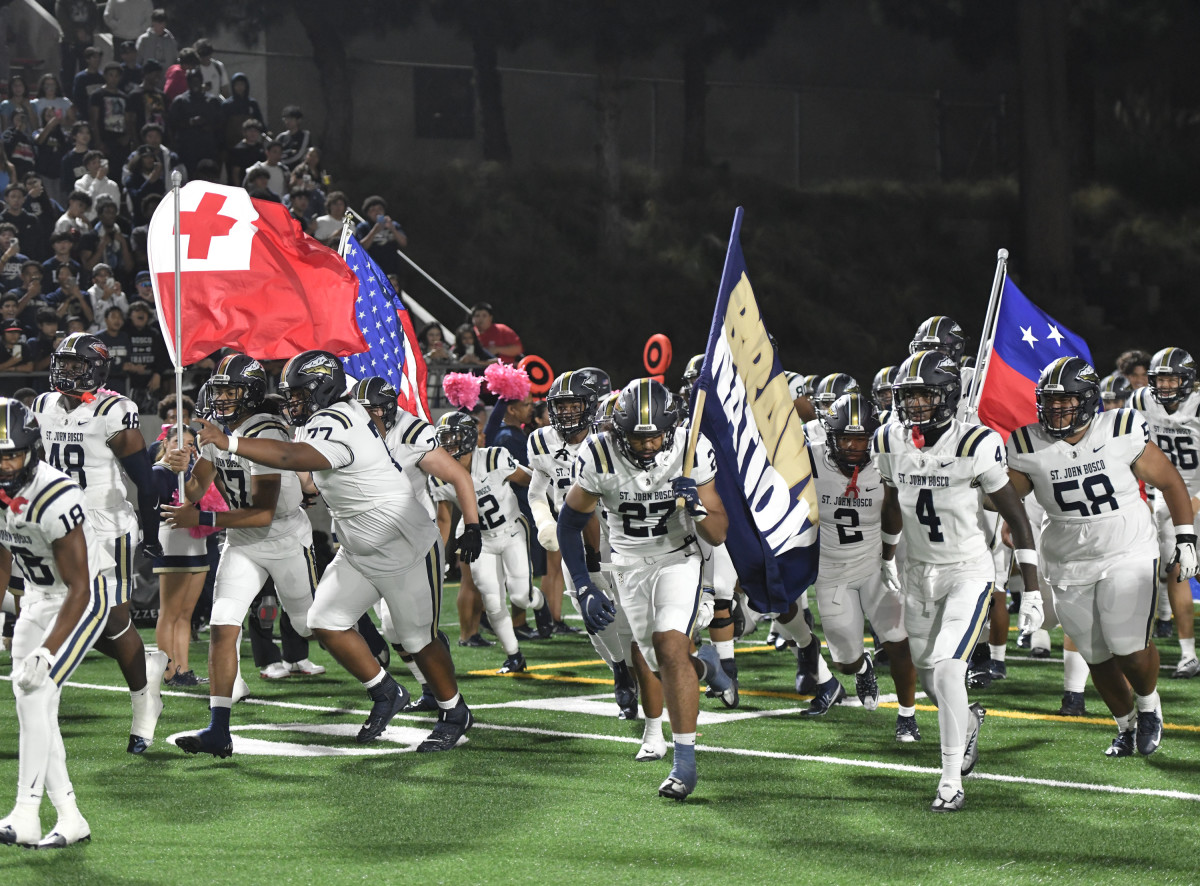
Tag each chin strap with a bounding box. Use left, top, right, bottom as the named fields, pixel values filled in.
left=911, top=426, right=925, bottom=449
left=0, top=489, right=28, bottom=514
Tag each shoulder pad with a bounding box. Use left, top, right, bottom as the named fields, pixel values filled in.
left=1010, top=425, right=1036, bottom=455
left=242, top=417, right=291, bottom=439
left=1129, top=387, right=1149, bottom=411
left=27, top=477, right=78, bottom=524
left=1111, top=408, right=1138, bottom=437
left=583, top=434, right=616, bottom=474
left=399, top=416, right=434, bottom=446
left=93, top=392, right=132, bottom=417
left=872, top=424, right=892, bottom=455
left=955, top=424, right=993, bottom=458
left=310, top=407, right=353, bottom=430
left=32, top=392, right=54, bottom=413
left=529, top=428, right=551, bottom=457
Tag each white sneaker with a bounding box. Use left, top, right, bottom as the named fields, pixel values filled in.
left=37, top=814, right=90, bottom=849
left=232, top=676, right=251, bottom=704
left=0, top=807, right=42, bottom=847
left=286, top=659, right=326, bottom=676
left=259, top=662, right=291, bottom=680
left=1172, top=657, right=1200, bottom=679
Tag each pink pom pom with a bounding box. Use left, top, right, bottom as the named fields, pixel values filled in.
left=443, top=372, right=483, bottom=411
left=155, top=423, right=171, bottom=442
left=484, top=362, right=530, bottom=402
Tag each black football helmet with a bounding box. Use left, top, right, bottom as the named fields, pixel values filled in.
left=0, top=398, right=43, bottom=496
left=677, top=354, right=705, bottom=418
left=1035, top=357, right=1101, bottom=439
left=1098, top=372, right=1131, bottom=409
left=194, top=381, right=215, bottom=421
left=576, top=366, right=612, bottom=397
left=893, top=350, right=961, bottom=431
left=50, top=332, right=110, bottom=395
left=278, top=350, right=347, bottom=426
left=812, top=373, right=860, bottom=411
left=910, top=316, right=966, bottom=366
left=436, top=411, right=478, bottom=459
left=871, top=366, right=897, bottom=412
left=611, top=378, right=679, bottom=470
left=1148, top=347, right=1197, bottom=407
left=820, top=393, right=880, bottom=471
left=208, top=353, right=267, bottom=423
left=593, top=391, right=620, bottom=433
left=353, top=376, right=399, bottom=431
left=547, top=371, right=600, bottom=440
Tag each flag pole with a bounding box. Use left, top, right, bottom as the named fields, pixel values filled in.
left=171, top=169, right=185, bottom=500
left=964, top=248, right=1009, bottom=420
left=337, top=210, right=354, bottom=258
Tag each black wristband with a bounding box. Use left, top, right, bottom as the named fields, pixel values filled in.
left=198, top=510, right=216, bottom=528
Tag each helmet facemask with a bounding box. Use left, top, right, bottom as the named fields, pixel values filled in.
left=280, top=384, right=317, bottom=426
left=1150, top=371, right=1193, bottom=407
left=614, top=427, right=673, bottom=470
left=210, top=383, right=249, bottom=423
left=436, top=423, right=476, bottom=459
left=1036, top=392, right=1093, bottom=439
left=895, top=383, right=955, bottom=432
left=548, top=396, right=590, bottom=439
left=50, top=354, right=101, bottom=395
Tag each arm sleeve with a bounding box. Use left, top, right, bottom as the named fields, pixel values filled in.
left=119, top=447, right=161, bottom=544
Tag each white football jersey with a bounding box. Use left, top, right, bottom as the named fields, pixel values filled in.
left=872, top=419, right=1008, bottom=565
left=1, top=462, right=110, bottom=592
left=527, top=425, right=582, bottom=516
left=1007, top=409, right=1157, bottom=583
left=573, top=430, right=716, bottom=563
left=803, top=418, right=826, bottom=447
left=297, top=399, right=437, bottom=564
left=429, top=446, right=523, bottom=550
left=1129, top=386, right=1200, bottom=494
left=200, top=412, right=311, bottom=551
left=811, top=439, right=883, bottom=582
left=33, top=390, right=140, bottom=539
left=385, top=411, right=437, bottom=519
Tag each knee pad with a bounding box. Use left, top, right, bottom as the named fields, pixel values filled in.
left=709, top=600, right=735, bottom=630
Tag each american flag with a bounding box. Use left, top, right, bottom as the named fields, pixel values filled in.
left=340, top=236, right=430, bottom=421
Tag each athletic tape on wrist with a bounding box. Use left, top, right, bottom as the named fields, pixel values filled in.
left=882, top=531, right=902, bottom=546
left=227, top=435, right=239, bottom=455
left=1014, top=548, right=1038, bottom=566
left=1173, top=525, right=1196, bottom=538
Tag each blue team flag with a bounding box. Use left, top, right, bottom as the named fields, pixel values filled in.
left=340, top=236, right=430, bottom=420
left=696, top=207, right=820, bottom=614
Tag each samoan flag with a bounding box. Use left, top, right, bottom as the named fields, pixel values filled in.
left=340, top=236, right=431, bottom=421
left=695, top=207, right=820, bottom=614
left=976, top=277, right=1093, bottom=441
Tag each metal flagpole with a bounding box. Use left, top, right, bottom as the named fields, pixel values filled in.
left=337, top=210, right=354, bottom=258
left=393, top=248, right=471, bottom=314
left=172, top=170, right=185, bottom=500
left=964, top=247, right=1009, bottom=420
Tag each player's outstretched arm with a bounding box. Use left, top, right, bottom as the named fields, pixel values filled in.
left=161, top=445, right=217, bottom=503
left=420, top=446, right=480, bottom=526
left=1134, top=441, right=1195, bottom=530
left=193, top=417, right=332, bottom=472
left=110, top=427, right=163, bottom=553
left=164, top=474, right=281, bottom=530
left=990, top=480, right=1040, bottom=595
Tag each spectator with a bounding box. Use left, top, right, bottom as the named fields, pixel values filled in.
left=243, top=168, right=279, bottom=203
left=292, top=145, right=330, bottom=189
left=127, top=61, right=168, bottom=134
left=14, top=261, right=50, bottom=328
left=221, top=73, right=262, bottom=152
left=89, top=63, right=136, bottom=161
left=124, top=300, right=166, bottom=405
left=116, top=41, right=144, bottom=92
left=0, top=318, right=28, bottom=371
left=56, top=0, right=100, bottom=88
left=46, top=267, right=94, bottom=327
left=123, top=144, right=166, bottom=222
left=227, top=118, right=265, bottom=188
left=0, top=221, right=28, bottom=290
left=419, top=322, right=453, bottom=364
left=82, top=196, right=134, bottom=281
left=73, top=151, right=120, bottom=218
left=59, top=120, right=92, bottom=195
left=26, top=309, right=62, bottom=371
left=194, top=39, right=230, bottom=99
left=2, top=110, right=36, bottom=180
left=0, top=142, right=13, bottom=192
left=11, top=387, right=38, bottom=408
left=531, top=400, right=550, bottom=429
left=53, top=191, right=92, bottom=238
left=136, top=9, right=178, bottom=69
left=0, top=294, right=22, bottom=327
left=2, top=184, right=42, bottom=256
left=32, top=74, right=75, bottom=128
left=168, top=70, right=223, bottom=177
left=273, top=105, right=310, bottom=169
left=130, top=269, right=155, bottom=306
left=1117, top=349, right=1151, bottom=389
left=41, top=232, right=82, bottom=290
left=105, top=0, right=154, bottom=45
left=243, top=138, right=286, bottom=197
left=64, top=315, right=86, bottom=335
left=354, top=195, right=406, bottom=278
left=284, top=174, right=323, bottom=222
left=0, top=75, right=34, bottom=133
left=311, top=189, right=346, bottom=246
left=128, top=122, right=180, bottom=185
left=71, top=47, right=106, bottom=119
left=95, top=304, right=131, bottom=383
left=130, top=197, right=160, bottom=268
left=87, top=262, right=129, bottom=330
left=471, top=302, right=523, bottom=365
left=285, top=189, right=312, bottom=234
left=453, top=322, right=495, bottom=366
left=163, top=47, right=200, bottom=104
left=33, top=108, right=70, bottom=204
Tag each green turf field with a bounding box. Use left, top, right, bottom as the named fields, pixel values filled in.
left=1, top=588, right=1198, bottom=885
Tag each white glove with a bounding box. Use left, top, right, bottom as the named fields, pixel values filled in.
left=880, top=558, right=902, bottom=595
left=1171, top=532, right=1199, bottom=581
left=1018, top=590, right=1045, bottom=633
left=17, top=647, right=53, bottom=692
left=695, top=589, right=715, bottom=630
left=537, top=522, right=559, bottom=552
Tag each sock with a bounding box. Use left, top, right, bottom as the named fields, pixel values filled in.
left=1115, top=709, right=1136, bottom=732
left=670, top=734, right=697, bottom=784
left=857, top=657, right=870, bottom=675
left=1180, top=638, right=1196, bottom=660
left=932, top=659, right=970, bottom=791
left=773, top=615, right=812, bottom=648
left=46, top=788, right=79, bottom=818
left=436, top=693, right=462, bottom=711
left=362, top=668, right=387, bottom=690
left=898, top=704, right=916, bottom=717
left=989, top=644, right=1006, bottom=662
left=810, top=639, right=833, bottom=683
left=672, top=731, right=696, bottom=747
left=1063, top=650, right=1088, bottom=693
left=940, top=746, right=965, bottom=793
left=1136, top=690, right=1161, bottom=713
left=489, top=609, right=520, bottom=656
left=642, top=716, right=663, bottom=744
left=209, top=704, right=231, bottom=732
left=405, top=659, right=427, bottom=685
left=714, top=639, right=735, bottom=660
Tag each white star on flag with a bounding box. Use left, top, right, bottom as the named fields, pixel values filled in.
left=1020, top=325, right=1038, bottom=348
left=1046, top=324, right=1065, bottom=346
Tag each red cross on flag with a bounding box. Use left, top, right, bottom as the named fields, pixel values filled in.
left=148, top=182, right=366, bottom=365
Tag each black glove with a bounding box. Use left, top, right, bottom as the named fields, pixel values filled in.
left=459, top=522, right=483, bottom=563
left=585, top=546, right=602, bottom=573
left=139, top=540, right=165, bottom=560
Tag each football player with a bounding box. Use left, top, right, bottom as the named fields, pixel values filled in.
left=160, top=354, right=321, bottom=758
left=430, top=411, right=544, bottom=675
left=1128, top=348, right=1200, bottom=676
left=32, top=333, right=166, bottom=755
left=874, top=351, right=1040, bottom=812
left=808, top=393, right=919, bottom=739
left=1099, top=372, right=1131, bottom=411
left=872, top=366, right=897, bottom=415
left=192, top=351, right=480, bottom=752
left=529, top=371, right=639, bottom=718
left=558, top=379, right=730, bottom=800
left=1007, top=358, right=1196, bottom=755
left=0, top=399, right=109, bottom=848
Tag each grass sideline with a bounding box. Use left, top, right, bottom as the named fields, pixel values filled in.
left=1, top=588, right=1198, bottom=885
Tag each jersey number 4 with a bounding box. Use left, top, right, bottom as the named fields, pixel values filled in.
left=915, top=489, right=945, bottom=542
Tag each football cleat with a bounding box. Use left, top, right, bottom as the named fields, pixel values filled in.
left=930, top=786, right=965, bottom=813
left=260, top=661, right=291, bottom=680
left=1105, top=729, right=1135, bottom=757
left=613, top=661, right=639, bottom=720
left=232, top=676, right=251, bottom=704
left=1171, top=657, right=1199, bottom=679
left=1029, top=630, right=1052, bottom=659
left=552, top=620, right=581, bottom=635
left=636, top=737, right=667, bottom=761
left=513, top=624, right=540, bottom=642
left=1016, top=630, right=1032, bottom=649
left=962, top=703, right=986, bottom=775
left=987, top=660, right=1007, bottom=681
left=497, top=652, right=527, bottom=675
left=127, top=734, right=152, bottom=755
left=457, top=634, right=493, bottom=648
left=175, top=727, right=234, bottom=759
left=895, top=714, right=921, bottom=742
left=287, top=659, right=326, bottom=676
left=795, top=671, right=818, bottom=695
left=0, top=811, right=41, bottom=847
left=720, top=656, right=739, bottom=683
left=1057, top=691, right=1087, bottom=717
left=658, top=774, right=696, bottom=801
left=800, top=676, right=846, bottom=717
left=130, top=653, right=168, bottom=754
left=534, top=603, right=554, bottom=639
left=697, top=644, right=737, bottom=707
left=416, top=700, right=473, bottom=752
left=36, top=816, right=90, bottom=849
left=855, top=652, right=879, bottom=711
left=403, top=685, right=439, bottom=713
left=1153, top=618, right=1174, bottom=639
left=358, top=678, right=410, bottom=743
left=966, top=665, right=992, bottom=689
left=1136, top=709, right=1163, bottom=756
